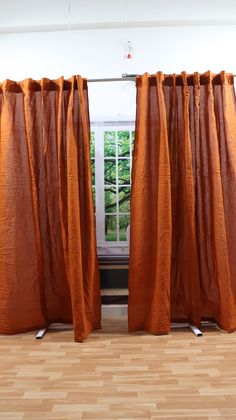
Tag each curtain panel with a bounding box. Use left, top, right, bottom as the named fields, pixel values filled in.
left=128, top=71, right=236, bottom=334
left=0, top=76, right=101, bottom=342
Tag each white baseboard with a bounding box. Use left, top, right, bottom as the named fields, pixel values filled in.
left=102, top=304, right=127, bottom=319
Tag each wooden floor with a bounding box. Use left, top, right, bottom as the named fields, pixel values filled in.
left=1, top=320, right=236, bottom=420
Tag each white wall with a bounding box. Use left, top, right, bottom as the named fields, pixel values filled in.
left=1, top=0, right=236, bottom=28
left=0, top=0, right=236, bottom=117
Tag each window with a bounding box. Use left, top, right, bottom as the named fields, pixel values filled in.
left=91, top=119, right=135, bottom=256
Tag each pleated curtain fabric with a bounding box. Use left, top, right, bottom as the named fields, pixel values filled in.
left=0, top=76, right=101, bottom=342
left=128, top=71, right=236, bottom=334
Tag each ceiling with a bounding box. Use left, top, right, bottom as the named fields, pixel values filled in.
left=0, top=0, right=236, bottom=33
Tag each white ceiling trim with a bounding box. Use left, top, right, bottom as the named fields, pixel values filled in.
left=1, top=18, right=236, bottom=34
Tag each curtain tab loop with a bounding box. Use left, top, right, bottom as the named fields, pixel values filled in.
left=181, top=71, right=188, bottom=85
left=220, top=70, right=227, bottom=85
left=156, top=71, right=164, bottom=84
left=2, top=79, right=22, bottom=93
left=181, top=71, right=190, bottom=99
left=203, top=71, right=213, bottom=93
left=193, top=72, right=200, bottom=108
left=21, top=78, right=32, bottom=93
left=193, top=72, right=200, bottom=85
left=172, top=73, right=176, bottom=88
left=204, top=70, right=212, bottom=81
left=142, top=72, right=150, bottom=86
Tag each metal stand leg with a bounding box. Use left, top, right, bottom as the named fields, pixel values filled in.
left=171, top=323, right=189, bottom=329
left=171, top=323, right=202, bottom=336
left=201, top=321, right=217, bottom=328
left=36, top=328, right=48, bottom=339
left=189, top=325, right=202, bottom=337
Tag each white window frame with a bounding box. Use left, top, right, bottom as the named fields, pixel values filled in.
left=91, top=117, right=135, bottom=256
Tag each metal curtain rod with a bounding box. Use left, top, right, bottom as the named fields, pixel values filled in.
left=87, top=73, right=236, bottom=83
left=87, top=74, right=136, bottom=82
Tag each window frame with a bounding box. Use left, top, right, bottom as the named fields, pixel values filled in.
left=91, top=117, right=135, bottom=257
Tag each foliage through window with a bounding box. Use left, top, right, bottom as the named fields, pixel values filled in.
left=90, top=120, right=134, bottom=255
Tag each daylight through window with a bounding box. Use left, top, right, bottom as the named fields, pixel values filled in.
left=91, top=120, right=135, bottom=256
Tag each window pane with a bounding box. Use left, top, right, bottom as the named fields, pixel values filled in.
left=105, top=186, right=117, bottom=213
left=118, top=159, right=130, bottom=185
left=119, top=215, right=130, bottom=241
left=131, top=131, right=135, bottom=149
left=90, top=131, right=95, bottom=158
left=104, top=160, right=116, bottom=185
left=104, top=131, right=116, bottom=157
left=92, top=186, right=96, bottom=212
left=105, top=215, right=117, bottom=241
left=118, top=131, right=130, bottom=157
left=91, top=159, right=95, bottom=185
left=119, top=187, right=130, bottom=212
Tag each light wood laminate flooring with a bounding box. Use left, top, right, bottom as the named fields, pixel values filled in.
left=0, top=320, right=236, bottom=419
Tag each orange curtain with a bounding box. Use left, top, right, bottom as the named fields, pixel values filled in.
left=0, top=76, right=101, bottom=342
left=128, top=71, right=236, bottom=334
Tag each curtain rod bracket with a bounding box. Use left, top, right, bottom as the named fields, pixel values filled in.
left=122, top=73, right=137, bottom=78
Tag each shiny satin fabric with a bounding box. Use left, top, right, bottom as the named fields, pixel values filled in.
left=128, top=71, right=236, bottom=334
left=0, top=76, right=101, bottom=342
